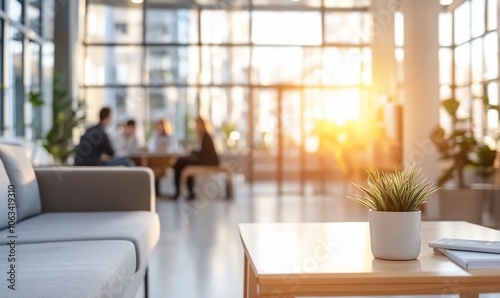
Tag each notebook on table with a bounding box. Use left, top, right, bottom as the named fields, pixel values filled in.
left=429, top=238, right=500, bottom=254
left=436, top=248, right=500, bottom=269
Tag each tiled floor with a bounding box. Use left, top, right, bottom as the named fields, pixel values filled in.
left=148, top=180, right=500, bottom=298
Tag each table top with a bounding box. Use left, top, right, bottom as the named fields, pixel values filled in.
left=239, top=221, right=500, bottom=285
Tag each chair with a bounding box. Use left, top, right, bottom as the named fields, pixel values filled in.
left=180, top=164, right=233, bottom=199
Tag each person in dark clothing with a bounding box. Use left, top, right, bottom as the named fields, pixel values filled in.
left=172, top=116, right=219, bottom=200
left=74, top=107, right=134, bottom=167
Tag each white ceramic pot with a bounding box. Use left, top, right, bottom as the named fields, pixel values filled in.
left=369, top=210, right=421, bottom=260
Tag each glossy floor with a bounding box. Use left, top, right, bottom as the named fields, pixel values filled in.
left=148, top=181, right=500, bottom=298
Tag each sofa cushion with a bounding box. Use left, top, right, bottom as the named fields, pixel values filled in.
left=0, top=211, right=160, bottom=272
left=0, top=145, right=42, bottom=221
left=0, top=160, right=14, bottom=230
left=0, top=240, right=136, bottom=298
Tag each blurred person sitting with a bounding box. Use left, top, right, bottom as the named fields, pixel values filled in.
left=113, top=119, right=139, bottom=158
left=172, top=116, right=219, bottom=200
left=74, top=107, right=134, bottom=167
left=148, top=119, right=179, bottom=153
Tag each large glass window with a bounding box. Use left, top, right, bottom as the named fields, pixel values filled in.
left=201, top=46, right=250, bottom=84
left=439, top=48, right=453, bottom=86
left=146, top=46, right=199, bottom=85
left=454, top=43, right=470, bottom=86
left=483, top=32, right=498, bottom=80
left=471, top=0, right=485, bottom=38
left=487, top=0, right=497, bottom=31
left=454, top=1, right=471, bottom=45
left=86, top=0, right=143, bottom=44
left=439, top=13, right=453, bottom=46
left=83, top=1, right=373, bottom=189
left=29, top=42, right=40, bottom=89
left=42, top=0, right=54, bottom=39
left=323, top=47, right=363, bottom=85
left=438, top=11, right=453, bottom=131
left=252, top=11, right=321, bottom=45
left=9, top=27, right=24, bottom=136
left=146, top=9, right=198, bottom=44
left=41, top=43, right=54, bottom=137
left=251, top=47, right=304, bottom=85
left=202, top=10, right=249, bottom=44
left=324, top=12, right=371, bottom=44
left=85, top=46, right=143, bottom=85
left=8, top=0, right=23, bottom=24
left=0, top=0, right=54, bottom=138
left=438, top=0, right=499, bottom=139
left=28, top=0, right=41, bottom=35
left=29, top=41, right=41, bottom=138
left=324, top=0, right=370, bottom=8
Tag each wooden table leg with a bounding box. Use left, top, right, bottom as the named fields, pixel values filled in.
left=248, top=266, right=258, bottom=298
left=245, top=254, right=258, bottom=298
left=244, top=254, right=248, bottom=298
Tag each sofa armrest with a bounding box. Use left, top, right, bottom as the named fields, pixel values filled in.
left=35, top=167, right=155, bottom=212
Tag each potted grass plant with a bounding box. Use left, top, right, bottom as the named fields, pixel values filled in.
left=348, top=165, right=439, bottom=260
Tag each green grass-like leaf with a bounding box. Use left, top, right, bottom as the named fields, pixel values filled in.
left=347, top=165, right=440, bottom=212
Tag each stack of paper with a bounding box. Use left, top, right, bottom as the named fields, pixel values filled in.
left=429, top=238, right=500, bottom=270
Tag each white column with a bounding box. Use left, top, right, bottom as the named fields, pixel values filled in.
left=54, top=0, right=81, bottom=99
left=368, top=0, right=400, bottom=169
left=371, top=0, right=398, bottom=99
left=402, top=0, right=441, bottom=219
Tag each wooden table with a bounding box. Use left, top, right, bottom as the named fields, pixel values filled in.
left=239, top=221, right=500, bottom=298
left=130, top=153, right=184, bottom=180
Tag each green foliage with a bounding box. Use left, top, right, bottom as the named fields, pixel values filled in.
left=475, top=144, right=497, bottom=178
left=430, top=126, right=477, bottom=187
left=479, top=96, right=499, bottom=177
left=221, top=122, right=237, bottom=138
left=430, top=98, right=477, bottom=188
left=476, top=144, right=497, bottom=167
left=43, top=77, right=86, bottom=164
left=442, top=98, right=460, bottom=118
left=28, top=91, right=44, bottom=107
left=348, top=166, right=439, bottom=212
left=483, top=96, right=499, bottom=111
left=26, top=91, right=45, bottom=140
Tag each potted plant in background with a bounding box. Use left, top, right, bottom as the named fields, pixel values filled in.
left=348, top=165, right=439, bottom=260
left=431, top=98, right=496, bottom=224
left=27, top=91, right=45, bottom=163
left=430, top=98, right=477, bottom=188
left=43, top=77, right=86, bottom=165
left=474, top=144, right=497, bottom=183
left=480, top=96, right=500, bottom=183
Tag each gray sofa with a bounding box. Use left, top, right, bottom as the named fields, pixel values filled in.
left=0, top=144, right=160, bottom=298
